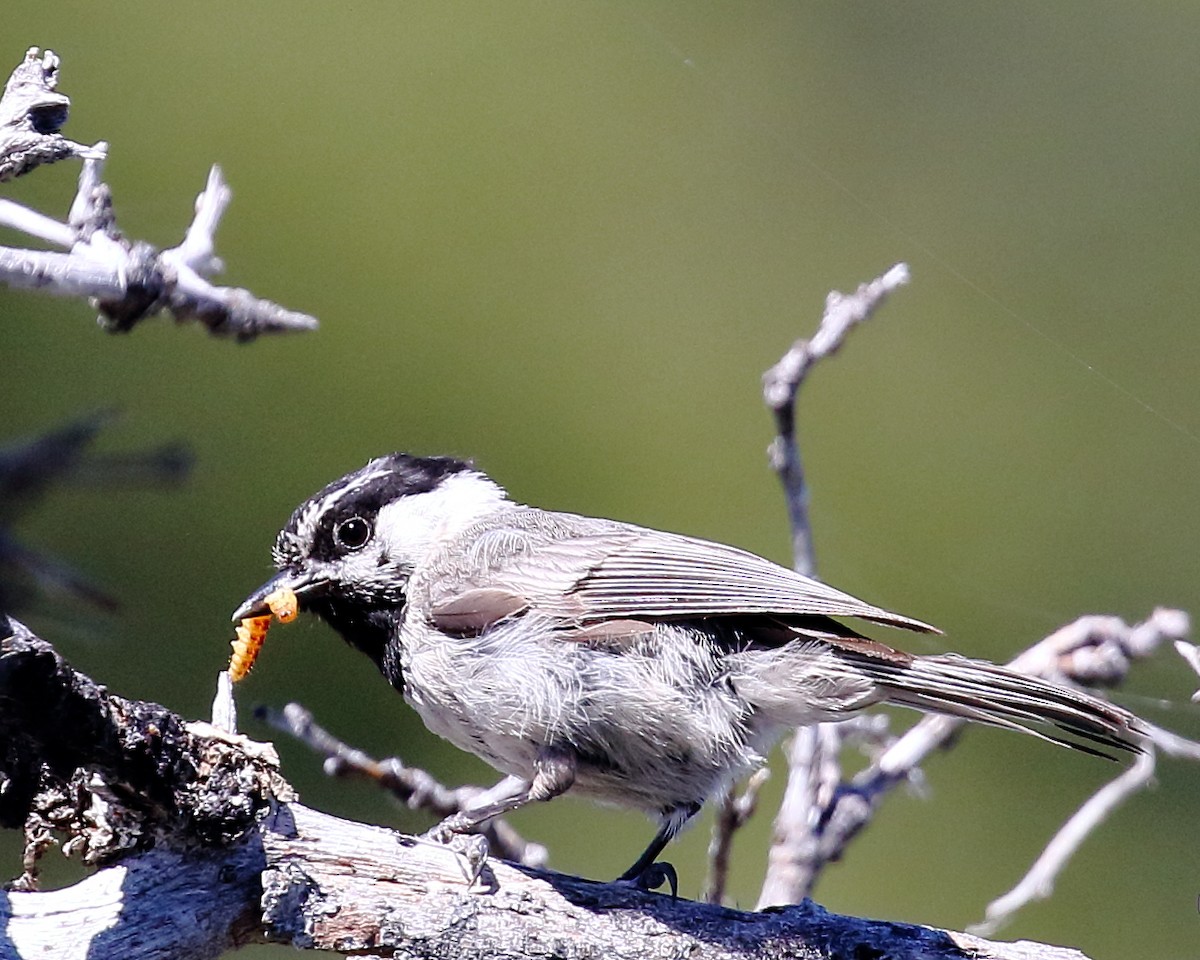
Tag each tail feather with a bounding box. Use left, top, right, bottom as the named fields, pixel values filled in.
left=846, top=651, right=1146, bottom=758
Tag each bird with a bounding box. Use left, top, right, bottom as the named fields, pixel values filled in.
left=233, top=452, right=1145, bottom=888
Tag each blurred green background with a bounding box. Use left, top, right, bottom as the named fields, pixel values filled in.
left=2, top=3, right=1199, bottom=957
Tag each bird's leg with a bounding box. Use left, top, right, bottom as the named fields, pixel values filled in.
left=423, top=775, right=528, bottom=843
left=616, top=801, right=701, bottom=896
left=425, top=746, right=577, bottom=841
left=416, top=750, right=574, bottom=887
left=617, top=827, right=673, bottom=885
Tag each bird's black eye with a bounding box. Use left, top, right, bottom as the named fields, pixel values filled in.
left=334, top=516, right=372, bottom=551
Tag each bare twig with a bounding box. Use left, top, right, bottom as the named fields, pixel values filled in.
left=966, top=612, right=1199, bottom=934
left=702, top=768, right=769, bottom=904
left=753, top=262, right=1197, bottom=924
left=973, top=751, right=1154, bottom=936
left=760, top=609, right=1195, bottom=919
left=980, top=696, right=1200, bottom=932
left=0, top=47, right=96, bottom=182
left=0, top=154, right=318, bottom=339
left=0, top=48, right=315, bottom=340
left=757, top=723, right=842, bottom=907
left=762, top=262, right=910, bottom=579
left=1173, top=638, right=1200, bottom=700
left=756, top=264, right=911, bottom=906
left=255, top=701, right=548, bottom=869
left=757, top=715, right=906, bottom=909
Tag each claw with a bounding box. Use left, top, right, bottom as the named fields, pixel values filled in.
left=618, top=860, right=679, bottom=897
left=417, top=818, right=492, bottom=889
left=446, top=834, right=491, bottom=887
left=421, top=813, right=467, bottom=845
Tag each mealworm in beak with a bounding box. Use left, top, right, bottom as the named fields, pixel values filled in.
left=228, top=586, right=299, bottom=681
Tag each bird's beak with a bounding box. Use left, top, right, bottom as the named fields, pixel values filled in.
left=231, top=569, right=327, bottom=622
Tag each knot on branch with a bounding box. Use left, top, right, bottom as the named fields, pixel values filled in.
left=97, top=241, right=171, bottom=332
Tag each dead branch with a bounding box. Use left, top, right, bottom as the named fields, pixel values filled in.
left=750, top=267, right=1199, bottom=924
left=755, top=263, right=914, bottom=907
left=0, top=48, right=317, bottom=340
left=762, top=262, right=911, bottom=579
left=0, top=617, right=1099, bottom=960
left=257, top=701, right=548, bottom=869
left=701, top=769, right=769, bottom=905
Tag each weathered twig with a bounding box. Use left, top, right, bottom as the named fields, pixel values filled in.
left=1172, top=637, right=1200, bottom=700
left=752, top=265, right=1197, bottom=924
left=702, top=265, right=912, bottom=906
left=701, top=768, right=769, bottom=905
left=755, top=264, right=912, bottom=906
left=975, top=698, right=1200, bottom=934
left=0, top=155, right=318, bottom=339
left=762, top=262, right=911, bottom=579
left=0, top=617, right=1103, bottom=959
left=973, top=751, right=1155, bottom=936
left=0, top=48, right=316, bottom=340
left=968, top=612, right=1199, bottom=933
left=0, top=47, right=96, bottom=182
left=256, top=701, right=548, bottom=868
left=757, top=717, right=900, bottom=910
left=761, top=609, right=1195, bottom=918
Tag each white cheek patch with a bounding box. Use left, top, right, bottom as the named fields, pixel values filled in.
left=373, top=472, right=508, bottom=564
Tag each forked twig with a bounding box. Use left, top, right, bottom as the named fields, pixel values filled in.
left=762, top=263, right=911, bottom=579
left=755, top=264, right=912, bottom=907
left=0, top=48, right=317, bottom=340
left=750, top=263, right=1198, bottom=925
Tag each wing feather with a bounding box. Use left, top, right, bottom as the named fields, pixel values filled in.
left=426, top=509, right=936, bottom=636
left=569, top=532, right=936, bottom=631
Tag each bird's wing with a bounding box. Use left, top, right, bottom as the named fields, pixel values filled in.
left=425, top=509, right=936, bottom=638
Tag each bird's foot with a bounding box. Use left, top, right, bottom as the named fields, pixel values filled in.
left=417, top=819, right=492, bottom=887
left=616, top=860, right=679, bottom=897
left=421, top=809, right=475, bottom=844
left=446, top=833, right=492, bottom=887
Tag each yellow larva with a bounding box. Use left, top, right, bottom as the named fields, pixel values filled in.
left=227, top=586, right=299, bottom=682
left=265, top=586, right=298, bottom=623
left=229, top=616, right=269, bottom=682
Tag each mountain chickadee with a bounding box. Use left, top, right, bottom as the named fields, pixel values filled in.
left=233, top=453, right=1144, bottom=886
